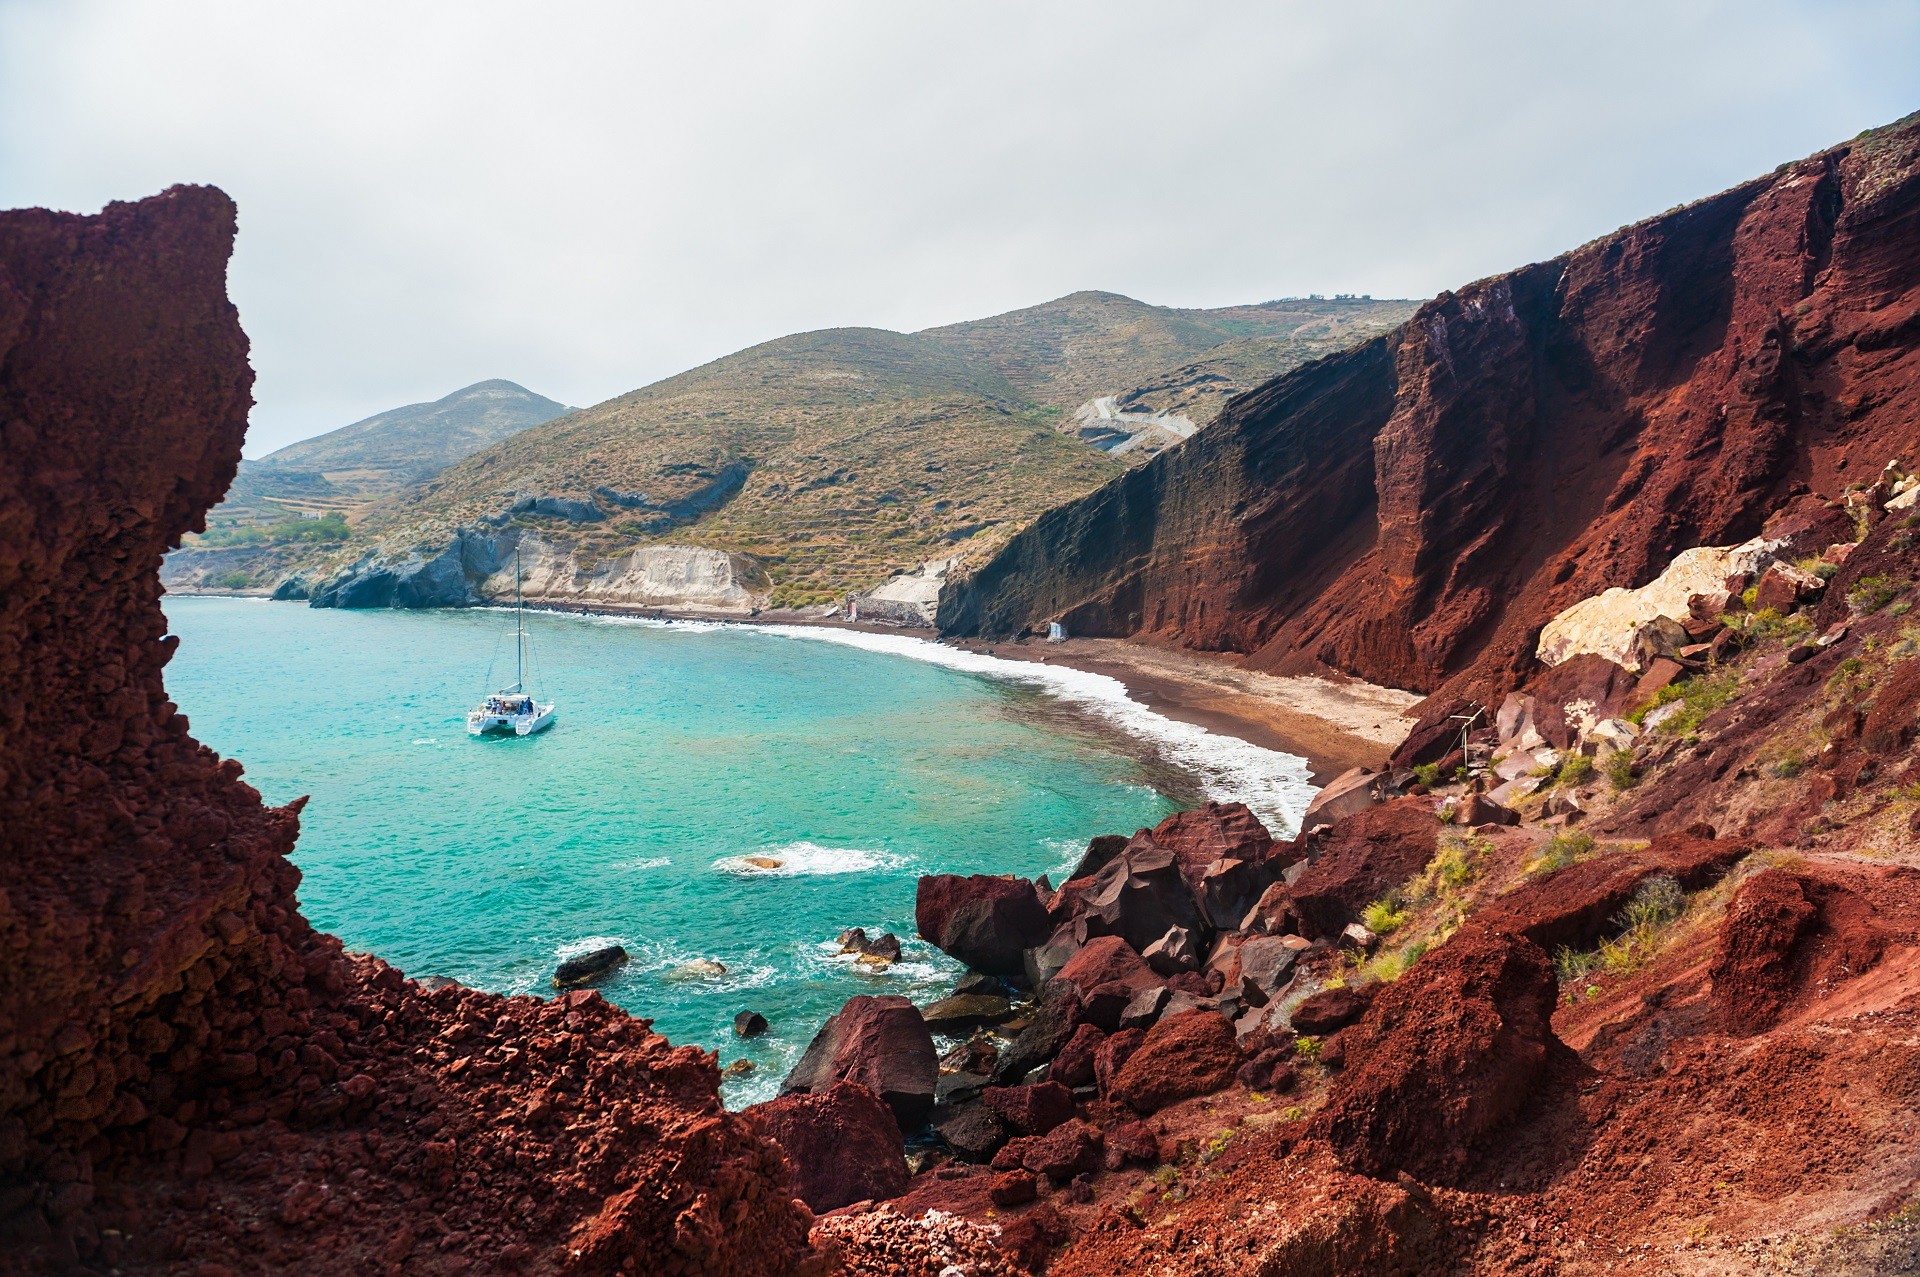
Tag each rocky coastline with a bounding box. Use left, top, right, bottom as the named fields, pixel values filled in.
left=5, top=113, right=1920, bottom=1277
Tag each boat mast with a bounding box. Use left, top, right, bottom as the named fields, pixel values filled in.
left=515, top=547, right=525, bottom=692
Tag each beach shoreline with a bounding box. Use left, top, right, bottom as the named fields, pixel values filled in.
left=491, top=598, right=1423, bottom=785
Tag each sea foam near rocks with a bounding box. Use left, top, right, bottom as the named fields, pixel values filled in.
left=712, top=841, right=910, bottom=877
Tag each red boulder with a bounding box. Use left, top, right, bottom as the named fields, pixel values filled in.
left=915, top=874, right=1050, bottom=977
left=1053, top=935, right=1159, bottom=998
left=1289, top=983, right=1377, bottom=1035
left=983, top=1081, right=1076, bottom=1136
left=1107, top=1010, right=1242, bottom=1114
left=781, top=994, right=936, bottom=1131
left=746, top=1082, right=909, bottom=1212
left=1288, top=800, right=1439, bottom=940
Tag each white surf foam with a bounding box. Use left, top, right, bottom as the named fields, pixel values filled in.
left=711, top=841, right=910, bottom=878
left=763, top=627, right=1315, bottom=836
left=553, top=934, right=631, bottom=961
left=568, top=611, right=1316, bottom=835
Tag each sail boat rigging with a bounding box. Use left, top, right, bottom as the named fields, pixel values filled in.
left=466, top=549, right=556, bottom=737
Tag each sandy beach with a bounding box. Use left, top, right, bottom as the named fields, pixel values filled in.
left=963, top=637, right=1421, bottom=784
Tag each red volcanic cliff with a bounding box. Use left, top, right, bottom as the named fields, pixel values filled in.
left=0, top=191, right=811, bottom=1275
left=941, top=113, right=1920, bottom=708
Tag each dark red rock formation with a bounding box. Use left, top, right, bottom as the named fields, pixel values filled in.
left=942, top=113, right=1920, bottom=714
left=746, top=1082, right=909, bottom=1213
left=1287, top=798, right=1439, bottom=939
left=1106, top=1010, right=1241, bottom=1114
left=0, top=190, right=812, bottom=1275
left=914, top=874, right=1049, bottom=977
left=1313, top=928, right=1560, bottom=1183
left=781, top=994, right=936, bottom=1132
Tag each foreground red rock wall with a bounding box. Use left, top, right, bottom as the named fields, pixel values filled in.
left=942, top=113, right=1920, bottom=706
left=0, top=190, right=810, bottom=1275
left=0, top=187, right=276, bottom=1176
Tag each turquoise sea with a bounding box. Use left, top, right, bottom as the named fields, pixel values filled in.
left=161, top=598, right=1314, bottom=1104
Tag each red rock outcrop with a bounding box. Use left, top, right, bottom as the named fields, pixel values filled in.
left=1286, top=798, right=1438, bottom=939
left=0, top=190, right=812, bottom=1275
left=745, top=1083, right=909, bottom=1213
left=1312, top=928, right=1561, bottom=1183
left=941, top=113, right=1920, bottom=714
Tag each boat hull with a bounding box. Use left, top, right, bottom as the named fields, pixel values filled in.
left=467, top=705, right=556, bottom=737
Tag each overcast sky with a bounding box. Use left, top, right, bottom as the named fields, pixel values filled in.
left=3, top=2, right=1917, bottom=456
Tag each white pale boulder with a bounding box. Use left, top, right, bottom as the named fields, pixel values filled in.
left=1535, top=536, right=1783, bottom=671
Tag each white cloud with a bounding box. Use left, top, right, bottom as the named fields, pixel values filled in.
left=2, top=0, right=1915, bottom=454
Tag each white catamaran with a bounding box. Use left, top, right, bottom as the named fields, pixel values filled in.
left=467, top=552, right=556, bottom=737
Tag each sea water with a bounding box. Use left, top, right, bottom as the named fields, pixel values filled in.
left=161, top=598, right=1315, bottom=1104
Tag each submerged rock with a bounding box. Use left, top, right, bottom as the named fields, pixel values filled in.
left=552, top=945, right=628, bottom=990
left=921, top=993, right=1013, bottom=1032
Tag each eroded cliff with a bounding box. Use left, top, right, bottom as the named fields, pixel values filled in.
left=942, top=113, right=1920, bottom=713
left=0, top=190, right=812, bottom=1275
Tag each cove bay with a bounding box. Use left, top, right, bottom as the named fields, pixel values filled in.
left=162, top=597, right=1314, bottom=1102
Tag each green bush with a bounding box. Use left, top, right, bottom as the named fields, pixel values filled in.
left=1630, top=670, right=1740, bottom=737
left=1556, top=753, right=1595, bottom=787
left=215, top=570, right=252, bottom=590
left=1605, top=749, right=1639, bottom=791
left=1532, top=830, right=1595, bottom=874
left=1412, top=761, right=1444, bottom=788
left=196, top=510, right=350, bottom=548
left=1849, top=574, right=1910, bottom=614
left=1554, top=874, right=1687, bottom=986
left=1795, top=556, right=1840, bottom=582
left=1363, top=898, right=1408, bottom=935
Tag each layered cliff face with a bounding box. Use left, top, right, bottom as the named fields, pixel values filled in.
left=0, top=191, right=810, bottom=1275
left=942, top=114, right=1920, bottom=710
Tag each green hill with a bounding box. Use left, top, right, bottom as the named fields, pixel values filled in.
left=176, top=294, right=1414, bottom=608
left=195, top=379, right=573, bottom=530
